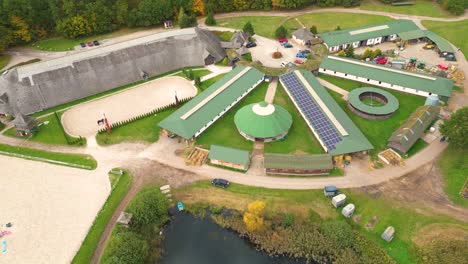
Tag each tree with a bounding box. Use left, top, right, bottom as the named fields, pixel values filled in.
left=275, top=25, right=287, bottom=38
left=114, top=0, right=129, bottom=26
left=374, top=48, right=382, bottom=57
left=335, top=25, right=341, bottom=31
left=57, top=15, right=92, bottom=39
left=243, top=200, right=266, bottom=232
left=205, top=11, right=216, bottom=26
left=103, top=231, right=149, bottom=264
left=310, top=25, right=317, bottom=34
left=10, top=16, right=32, bottom=43
left=362, top=48, right=373, bottom=60
left=345, top=45, right=354, bottom=57
left=446, top=0, right=465, bottom=15
left=127, top=189, right=169, bottom=227
left=178, top=7, right=197, bottom=28
left=193, top=0, right=205, bottom=15
left=439, top=106, right=468, bottom=148
left=243, top=21, right=255, bottom=36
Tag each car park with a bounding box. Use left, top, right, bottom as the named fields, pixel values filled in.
left=246, top=42, right=257, bottom=48
left=87, top=41, right=94, bottom=47
left=296, top=53, right=306, bottom=58
left=80, top=43, right=86, bottom=48
left=93, top=40, right=100, bottom=46
left=211, top=178, right=230, bottom=188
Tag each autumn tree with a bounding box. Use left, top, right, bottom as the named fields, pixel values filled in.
left=243, top=201, right=266, bottom=232
left=193, top=0, right=205, bottom=15
left=439, top=106, right=468, bottom=148
left=10, top=16, right=32, bottom=43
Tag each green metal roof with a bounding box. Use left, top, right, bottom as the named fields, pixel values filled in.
left=320, top=56, right=454, bottom=97
left=158, top=66, right=264, bottom=139
left=280, top=70, right=374, bottom=156
left=234, top=102, right=292, bottom=139
left=348, top=87, right=399, bottom=115
left=397, top=29, right=426, bottom=40
left=264, top=153, right=333, bottom=170
left=388, top=105, right=438, bottom=153
left=320, top=19, right=419, bottom=47
left=208, top=145, right=250, bottom=167
left=423, top=30, right=454, bottom=53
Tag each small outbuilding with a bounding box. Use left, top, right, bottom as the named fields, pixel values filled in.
left=381, top=226, right=396, bottom=242
left=11, top=113, right=37, bottom=137
left=324, top=186, right=339, bottom=197
left=341, top=204, right=355, bottom=218
left=264, top=153, right=333, bottom=175
left=291, top=27, right=323, bottom=46
left=208, top=145, right=250, bottom=171
left=332, top=194, right=347, bottom=208
left=235, top=101, right=292, bottom=142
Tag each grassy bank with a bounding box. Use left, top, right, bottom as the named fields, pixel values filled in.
left=0, top=143, right=97, bottom=169
left=265, top=83, right=324, bottom=154
left=360, top=0, right=453, bottom=18
left=196, top=82, right=269, bottom=151
left=0, top=54, right=11, bottom=70
left=72, top=171, right=132, bottom=264
left=438, top=146, right=468, bottom=207
left=422, top=20, right=468, bottom=58
left=174, top=181, right=468, bottom=264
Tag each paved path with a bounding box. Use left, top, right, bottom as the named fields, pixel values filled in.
left=317, top=77, right=349, bottom=99
left=264, top=78, right=278, bottom=103
left=201, top=65, right=232, bottom=81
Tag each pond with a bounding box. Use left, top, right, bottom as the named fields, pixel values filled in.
left=160, top=213, right=307, bottom=264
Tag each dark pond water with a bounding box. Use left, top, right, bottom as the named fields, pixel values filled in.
left=160, top=213, right=307, bottom=264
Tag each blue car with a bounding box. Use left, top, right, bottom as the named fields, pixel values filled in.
left=296, top=53, right=307, bottom=58
left=283, top=43, right=293, bottom=48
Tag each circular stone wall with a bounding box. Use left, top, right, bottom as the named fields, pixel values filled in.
left=347, top=87, right=399, bottom=120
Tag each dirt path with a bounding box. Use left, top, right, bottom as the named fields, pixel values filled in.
left=357, top=160, right=468, bottom=222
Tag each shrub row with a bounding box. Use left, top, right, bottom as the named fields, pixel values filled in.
left=54, top=112, right=85, bottom=145
left=97, top=97, right=193, bottom=134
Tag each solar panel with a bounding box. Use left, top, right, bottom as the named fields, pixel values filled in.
left=280, top=72, right=342, bottom=151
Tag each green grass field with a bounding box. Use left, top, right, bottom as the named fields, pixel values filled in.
left=196, top=82, right=269, bottom=151
left=360, top=0, right=454, bottom=18
left=321, top=75, right=425, bottom=155
left=405, top=138, right=429, bottom=157
left=29, top=27, right=149, bottom=51
left=283, top=13, right=393, bottom=35
left=439, top=146, right=468, bottom=207
left=216, top=16, right=288, bottom=38
left=175, top=181, right=467, bottom=263
left=422, top=20, right=468, bottom=58
left=96, top=108, right=176, bottom=145
left=0, top=143, right=97, bottom=169
left=264, top=83, right=324, bottom=154
left=0, top=54, right=11, bottom=70
left=3, top=113, right=84, bottom=146
left=72, top=171, right=132, bottom=264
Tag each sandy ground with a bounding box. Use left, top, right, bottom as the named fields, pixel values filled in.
left=249, top=34, right=302, bottom=67
left=61, top=76, right=197, bottom=137
left=0, top=155, right=110, bottom=264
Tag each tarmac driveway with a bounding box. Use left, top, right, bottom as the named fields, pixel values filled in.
left=249, top=34, right=303, bottom=68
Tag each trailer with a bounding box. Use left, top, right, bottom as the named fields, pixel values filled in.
left=341, top=204, right=355, bottom=218
left=324, top=186, right=338, bottom=197
left=332, top=194, right=346, bottom=208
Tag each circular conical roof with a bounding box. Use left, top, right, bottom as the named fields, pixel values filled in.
left=234, top=101, right=292, bottom=139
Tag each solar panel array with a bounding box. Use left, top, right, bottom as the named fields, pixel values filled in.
left=280, top=72, right=342, bottom=151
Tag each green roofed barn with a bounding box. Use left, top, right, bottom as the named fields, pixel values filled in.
left=158, top=66, right=264, bottom=140
left=209, top=145, right=250, bottom=171
left=264, top=153, right=333, bottom=176
left=234, top=101, right=292, bottom=142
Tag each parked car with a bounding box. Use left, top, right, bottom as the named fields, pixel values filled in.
left=294, top=59, right=304, bottom=64
left=93, top=40, right=100, bottom=46
left=231, top=57, right=240, bottom=64
left=281, top=61, right=287, bottom=67
left=211, top=178, right=230, bottom=188
left=246, top=42, right=257, bottom=48
left=80, top=42, right=86, bottom=48
left=423, top=44, right=434, bottom=50
left=283, top=43, right=293, bottom=48
left=87, top=41, right=94, bottom=47
left=375, top=57, right=388, bottom=65
left=278, top=38, right=288, bottom=43
left=296, top=53, right=307, bottom=58
left=299, top=49, right=310, bottom=54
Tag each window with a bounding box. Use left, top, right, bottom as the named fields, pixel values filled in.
left=323, top=69, right=326, bottom=72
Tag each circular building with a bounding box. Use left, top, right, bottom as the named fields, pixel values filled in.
left=234, top=101, right=292, bottom=142
left=347, top=87, right=399, bottom=120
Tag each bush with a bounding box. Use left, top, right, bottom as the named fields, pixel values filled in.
left=320, top=220, right=354, bottom=249
left=243, top=21, right=255, bottom=36
left=205, top=11, right=216, bottom=26
left=337, top=50, right=346, bottom=56
left=418, top=240, right=468, bottom=264
left=103, top=231, right=149, bottom=264
left=310, top=25, right=318, bottom=34
left=127, top=189, right=169, bottom=227
left=178, top=8, right=197, bottom=28
left=281, top=213, right=295, bottom=227
left=275, top=25, right=288, bottom=38
left=242, top=53, right=252, bottom=62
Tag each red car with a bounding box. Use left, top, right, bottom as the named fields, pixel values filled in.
left=278, top=38, right=288, bottom=43
left=375, top=57, right=388, bottom=65
left=87, top=41, right=94, bottom=47
left=294, top=59, right=304, bottom=64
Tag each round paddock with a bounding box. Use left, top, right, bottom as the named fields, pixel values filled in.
left=62, top=76, right=197, bottom=137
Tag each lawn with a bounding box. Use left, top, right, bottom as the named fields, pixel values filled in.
left=216, top=16, right=287, bottom=38
left=211, top=30, right=235, bottom=41
left=196, top=82, right=269, bottom=151
left=438, top=146, right=468, bottom=208
left=3, top=113, right=84, bottom=146
left=360, top=0, right=454, bottom=18
left=264, top=83, right=324, bottom=154
left=29, top=27, right=150, bottom=52
left=0, top=54, right=11, bottom=70
left=405, top=138, right=429, bottom=158
left=72, top=170, right=132, bottom=264
left=422, top=20, right=468, bottom=58
left=96, top=108, right=176, bottom=145
left=283, top=13, right=393, bottom=35
left=321, top=75, right=426, bottom=155
left=174, top=181, right=468, bottom=264
left=0, top=143, right=97, bottom=169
